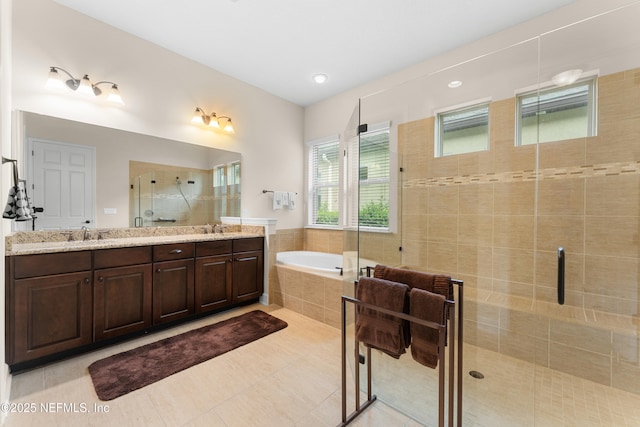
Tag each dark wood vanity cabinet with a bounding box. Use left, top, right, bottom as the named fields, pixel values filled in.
left=232, top=238, right=264, bottom=303
left=195, top=240, right=233, bottom=313
left=5, top=236, right=263, bottom=369
left=6, top=251, right=93, bottom=365
left=93, top=247, right=153, bottom=340
left=152, top=243, right=195, bottom=325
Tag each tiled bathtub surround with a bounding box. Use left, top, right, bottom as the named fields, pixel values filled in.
left=396, top=67, right=640, bottom=393
left=275, top=264, right=349, bottom=328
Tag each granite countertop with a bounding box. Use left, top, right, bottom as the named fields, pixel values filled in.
left=6, top=225, right=264, bottom=256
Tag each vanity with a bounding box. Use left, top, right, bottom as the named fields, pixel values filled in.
left=4, top=225, right=264, bottom=372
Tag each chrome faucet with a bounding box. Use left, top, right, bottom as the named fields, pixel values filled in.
left=81, top=226, right=89, bottom=241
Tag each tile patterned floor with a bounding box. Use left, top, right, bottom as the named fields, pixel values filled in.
left=4, top=304, right=640, bottom=426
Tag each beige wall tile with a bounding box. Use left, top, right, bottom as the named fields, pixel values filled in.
left=459, top=184, right=494, bottom=215
left=493, top=143, right=536, bottom=174
left=427, top=185, right=459, bottom=214
left=493, top=215, right=534, bottom=250
left=464, top=320, right=499, bottom=352
left=458, top=244, right=493, bottom=278
left=490, top=98, right=516, bottom=143
left=550, top=320, right=611, bottom=355
left=492, top=279, right=533, bottom=299
left=585, top=216, right=640, bottom=258
left=499, top=329, right=548, bottom=365
left=402, top=187, right=428, bottom=215
left=584, top=255, right=640, bottom=300
left=534, top=250, right=583, bottom=290
left=499, top=308, right=549, bottom=339
left=538, top=138, right=586, bottom=170
left=493, top=248, right=534, bottom=284
left=493, top=181, right=535, bottom=215
left=549, top=342, right=611, bottom=386
left=458, top=215, right=493, bottom=246
left=464, top=300, right=499, bottom=327
left=586, top=174, right=640, bottom=216
left=535, top=215, right=584, bottom=253
left=427, top=241, right=458, bottom=273
left=537, top=179, right=585, bottom=216
left=427, top=214, right=458, bottom=243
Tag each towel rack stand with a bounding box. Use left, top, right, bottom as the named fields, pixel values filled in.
left=339, top=276, right=463, bottom=427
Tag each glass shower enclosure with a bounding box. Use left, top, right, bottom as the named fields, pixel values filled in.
left=353, top=3, right=640, bottom=426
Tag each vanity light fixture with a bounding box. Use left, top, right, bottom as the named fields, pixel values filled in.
left=46, top=66, right=124, bottom=105
left=192, top=107, right=235, bottom=134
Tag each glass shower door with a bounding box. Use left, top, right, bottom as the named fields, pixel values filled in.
left=532, top=4, right=640, bottom=425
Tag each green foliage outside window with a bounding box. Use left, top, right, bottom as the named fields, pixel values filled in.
left=359, top=197, right=389, bottom=227
left=316, top=203, right=339, bottom=225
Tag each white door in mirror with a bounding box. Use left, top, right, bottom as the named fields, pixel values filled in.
left=28, top=138, right=95, bottom=230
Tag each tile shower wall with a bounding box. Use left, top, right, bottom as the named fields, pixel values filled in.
left=398, top=68, right=640, bottom=393
left=130, top=161, right=215, bottom=227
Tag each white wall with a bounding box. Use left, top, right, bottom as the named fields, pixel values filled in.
left=303, top=0, right=637, bottom=143
left=11, top=0, right=305, bottom=230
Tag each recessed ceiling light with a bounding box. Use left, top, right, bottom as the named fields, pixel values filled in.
left=313, top=73, right=328, bottom=84
left=448, top=80, right=462, bottom=88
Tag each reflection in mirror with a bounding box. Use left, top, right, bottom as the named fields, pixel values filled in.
left=129, top=160, right=240, bottom=227
left=20, top=111, right=241, bottom=230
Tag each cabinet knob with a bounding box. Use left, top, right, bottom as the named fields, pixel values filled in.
left=98, top=276, right=104, bottom=282
left=84, top=278, right=90, bottom=284
left=156, top=268, right=162, bottom=273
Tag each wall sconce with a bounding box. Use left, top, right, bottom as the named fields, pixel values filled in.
left=46, top=66, right=124, bottom=105
left=191, top=107, right=235, bottom=134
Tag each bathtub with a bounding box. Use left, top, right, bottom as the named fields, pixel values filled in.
left=276, top=251, right=343, bottom=273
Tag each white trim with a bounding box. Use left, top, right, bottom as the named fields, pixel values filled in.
left=433, top=96, right=492, bottom=116
left=514, top=69, right=599, bottom=95
left=305, top=133, right=339, bottom=147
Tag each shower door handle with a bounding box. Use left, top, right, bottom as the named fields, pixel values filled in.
left=557, top=247, right=565, bottom=305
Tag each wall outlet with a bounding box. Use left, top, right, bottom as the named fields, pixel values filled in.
left=103, top=208, right=117, bottom=215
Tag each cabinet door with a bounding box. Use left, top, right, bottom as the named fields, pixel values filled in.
left=195, top=255, right=233, bottom=313
left=232, top=250, right=264, bottom=303
left=153, top=259, right=195, bottom=325
left=94, top=264, right=152, bottom=341
left=12, top=271, right=92, bottom=364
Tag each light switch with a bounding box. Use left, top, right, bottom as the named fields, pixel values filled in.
left=103, top=208, right=117, bottom=214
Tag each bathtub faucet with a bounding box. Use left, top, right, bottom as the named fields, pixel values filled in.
left=335, top=266, right=343, bottom=276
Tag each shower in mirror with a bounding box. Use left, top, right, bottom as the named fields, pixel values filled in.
left=130, top=160, right=240, bottom=227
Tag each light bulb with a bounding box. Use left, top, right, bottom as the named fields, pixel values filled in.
left=76, top=75, right=95, bottom=97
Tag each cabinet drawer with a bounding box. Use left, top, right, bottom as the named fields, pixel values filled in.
left=196, top=240, right=232, bottom=257
left=232, top=237, right=264, bottom=253
left=153, top=243, right=195, bottom=261
left=13, top=251, right=92, bottom=279
left=94, top=246, right=152, bottom=269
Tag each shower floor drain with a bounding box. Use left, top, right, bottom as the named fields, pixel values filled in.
left=469, top=370, right=485, bottom=379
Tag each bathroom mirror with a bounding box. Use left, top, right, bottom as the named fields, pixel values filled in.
left=19, top=111, right=241, bottom=230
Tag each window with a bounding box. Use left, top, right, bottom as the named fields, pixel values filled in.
left=356, top=127, right=390, bottom=229
left=517, top=77, right=597, bottom=145
left=213, top=161, right=241, bottom=220
left=308, top=137, right=340, bottom=226
left=436, top=101, right=490, bottom=157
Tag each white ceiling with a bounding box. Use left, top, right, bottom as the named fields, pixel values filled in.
left=53, top=0, right=575, bottom=106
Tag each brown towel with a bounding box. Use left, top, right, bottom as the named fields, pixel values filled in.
left=374, top=264, right=452, bottom=300
left=355, top=277, right=409, bottom=358
left=409, top=288, right=446, bottom=369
